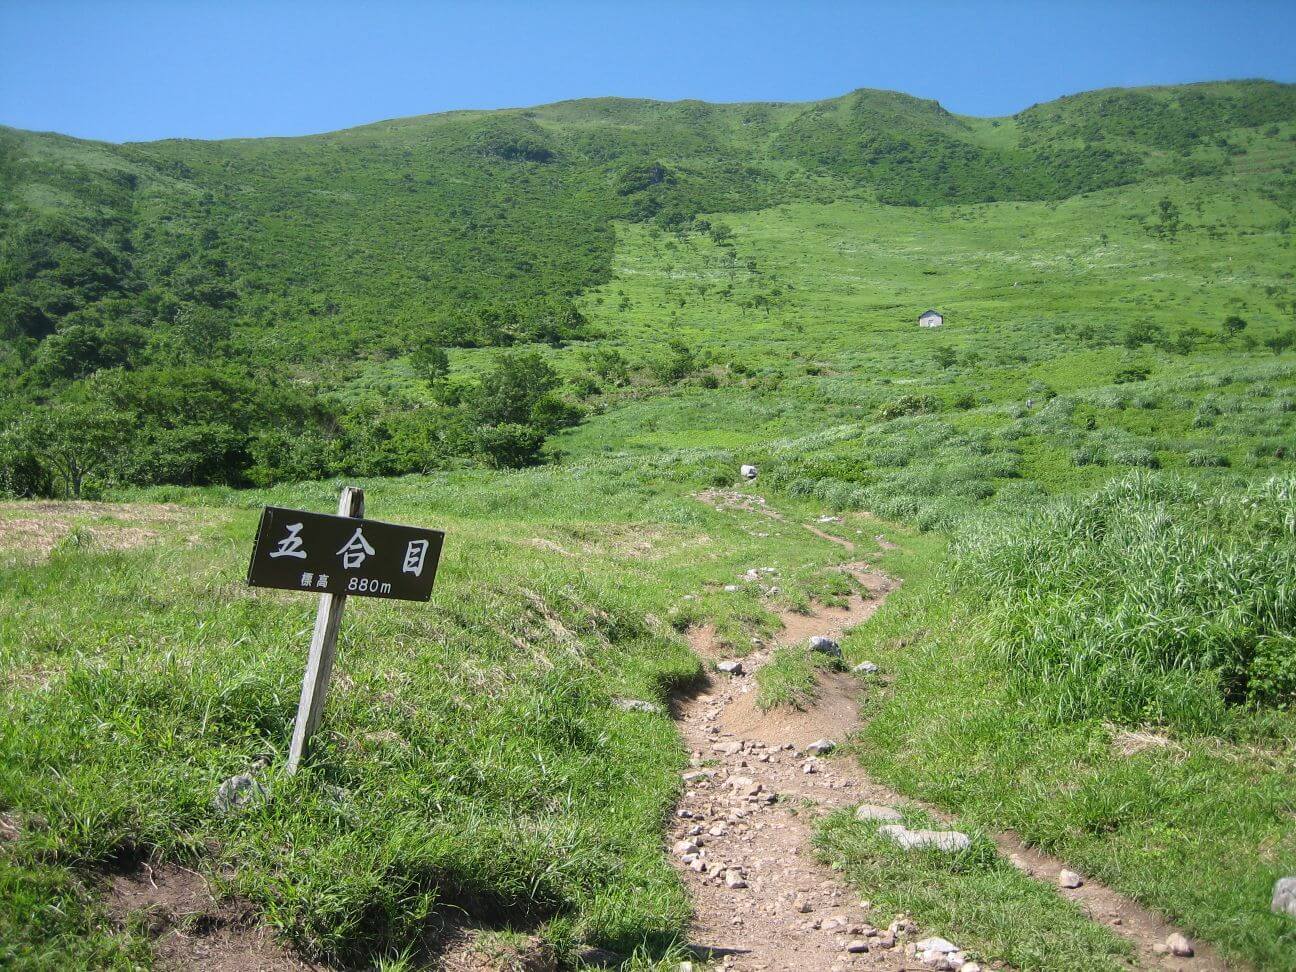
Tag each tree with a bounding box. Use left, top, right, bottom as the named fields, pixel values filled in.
left=1173, top=326, right=1206, bottom=355
left=652, top=340, right=696, bottom=383
left=470, top=351, right=560, bottom=426
left=1155, top=197, right=1181, bottom=240
left=1123, top=321, right=1165, bottom=349
left=1222, top=315, right=1248, bottom=342
left=1263, top=331, right=1294, bottom=355
left=932, top=346, right=958, bottom=369
left=411, top=340, right=450, bottom=384
left=476, top=423, right=545, bottom=468
left=12, top=401, right=130, bottom=498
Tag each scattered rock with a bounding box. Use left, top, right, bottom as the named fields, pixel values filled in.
left=213, top=773, right=266, bottom=814
left=915, top=937, right=958, bottom=954
left=845, top=940, right=868, bottom=953
left=724, top=869, right=748, bottom=889
left=613, top=698, right=664, bottom=715
left=717, top=660, right=744, bottom=676
left=806, top=738, right=835, bottom=756
left=1058, top=869, right=1083, bottom=889
left=682, top=769, right=718, bottom=783
left=877, top=825, right=970, bottom=852
left=674, top=840, right=700, bottom=857
left=723, top=584, right=741, bottom=593
left=961, top=965, right=982, bottom=972
left=809, top=635, right=841, bottom=656
left=1273, top=876, right=1296, bottom=919
left=853, top=661, right=879, bottom=674
left=854, top=804, right=902, bottom=822
left=1166, top=933, right=1194, bottom=957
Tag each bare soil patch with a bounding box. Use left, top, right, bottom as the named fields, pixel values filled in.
left=0, top=501, right=197, bottom=559
left=106, top=863, right=321, bottom=971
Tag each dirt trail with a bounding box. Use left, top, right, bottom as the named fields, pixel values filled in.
left=672, top=495, right=1233, bottom=972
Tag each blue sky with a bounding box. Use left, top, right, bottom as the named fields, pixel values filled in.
left=2, top=0, right=1293, bottom=143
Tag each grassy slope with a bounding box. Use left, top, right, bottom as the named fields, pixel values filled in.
left=542, top=126, right=1296, bottom=967
left=5, top=80, right=1291, bottom=370
left=3, top=80, right=1296, bottom=968
left=0, top=466, right=877, bottom=968
left=557, top=127, right=1295, bottom=519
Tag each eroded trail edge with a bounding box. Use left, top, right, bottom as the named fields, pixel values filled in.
left=671, top=495, right=1232, bottom=972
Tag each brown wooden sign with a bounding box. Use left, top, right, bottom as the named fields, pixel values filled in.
left=247, top=488, right=447, bottom=773
left=247, top=505, right=444, bottom=602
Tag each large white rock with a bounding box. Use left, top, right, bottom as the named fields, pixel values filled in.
left=1274, top=877, right=1296, bottom=919
left=878, top=824, right=970, bottom=852
left=1058, top=869, right=1084, bottom=889
left=740, top=464, right=758, bottom=480
left=809, top=635, right=841, bottom=656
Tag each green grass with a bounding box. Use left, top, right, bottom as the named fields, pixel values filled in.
left=0, top=467, right=864, bottom=967
left=755, top=646, right=837, bottom=710
left=3, top=79, right=1296, bottom=969
left=815, top=805, right=1130, bottom=971
left=839, top=489, right=1296, bottom=969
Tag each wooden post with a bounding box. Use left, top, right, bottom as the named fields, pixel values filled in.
left=286, top=485, right=363, bottom=774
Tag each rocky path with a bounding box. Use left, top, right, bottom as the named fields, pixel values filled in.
left=670, top=495, right=1233, bottom=972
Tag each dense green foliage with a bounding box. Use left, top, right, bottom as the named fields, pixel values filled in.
left=5, top=80, right=1292, bottom=494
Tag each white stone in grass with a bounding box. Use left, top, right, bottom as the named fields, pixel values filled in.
left=213, top=773, right=266, bottom=814
left=740, top=464, right=758, bottom=480
left=878, top=825, right=970, bottom=852
left=613, top=698, right=664, bottom=715
left=854, top=804, right=903, bottom=822
left=807, top=738, right=836, bottom=756
left=1058, top=869, right=1083, bottom=889
left=960, top=964, right=982, bottom=972
left=809, top=635, right=841, bottom=656
left=1166, top=933, right=1194, bottom=957
left=915, top=937, right=958, bottom=954
left=853, top=661, right=879, bottom=674
left=1273, top=877, right=1296, bottom=919
left=717, top=660, right=744, bottom=675
left=724, top=584, right=741, bottom=593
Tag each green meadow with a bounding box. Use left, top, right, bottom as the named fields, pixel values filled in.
left=2, top=80, right=1295, bottom=968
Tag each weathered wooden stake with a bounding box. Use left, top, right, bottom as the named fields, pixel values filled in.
left=286, top=485, right=363, bottom=774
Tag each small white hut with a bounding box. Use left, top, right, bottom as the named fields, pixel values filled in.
left=918, top=309, right=944, bottom=328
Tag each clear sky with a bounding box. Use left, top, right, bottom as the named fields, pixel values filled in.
left=2, top=0, right=1293, bottom=143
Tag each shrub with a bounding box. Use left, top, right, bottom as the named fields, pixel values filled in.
left=1186, top=451, right=1230, bottom=468
left=876, top=395, right=938, bottom=421
left=1110, top=447, right=1159, bottom=468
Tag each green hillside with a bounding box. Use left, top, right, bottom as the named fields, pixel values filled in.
left=2, top=79, right=1296, bottom=969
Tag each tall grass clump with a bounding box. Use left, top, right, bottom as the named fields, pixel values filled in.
left=952, top=472, right=1296, bottom=732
